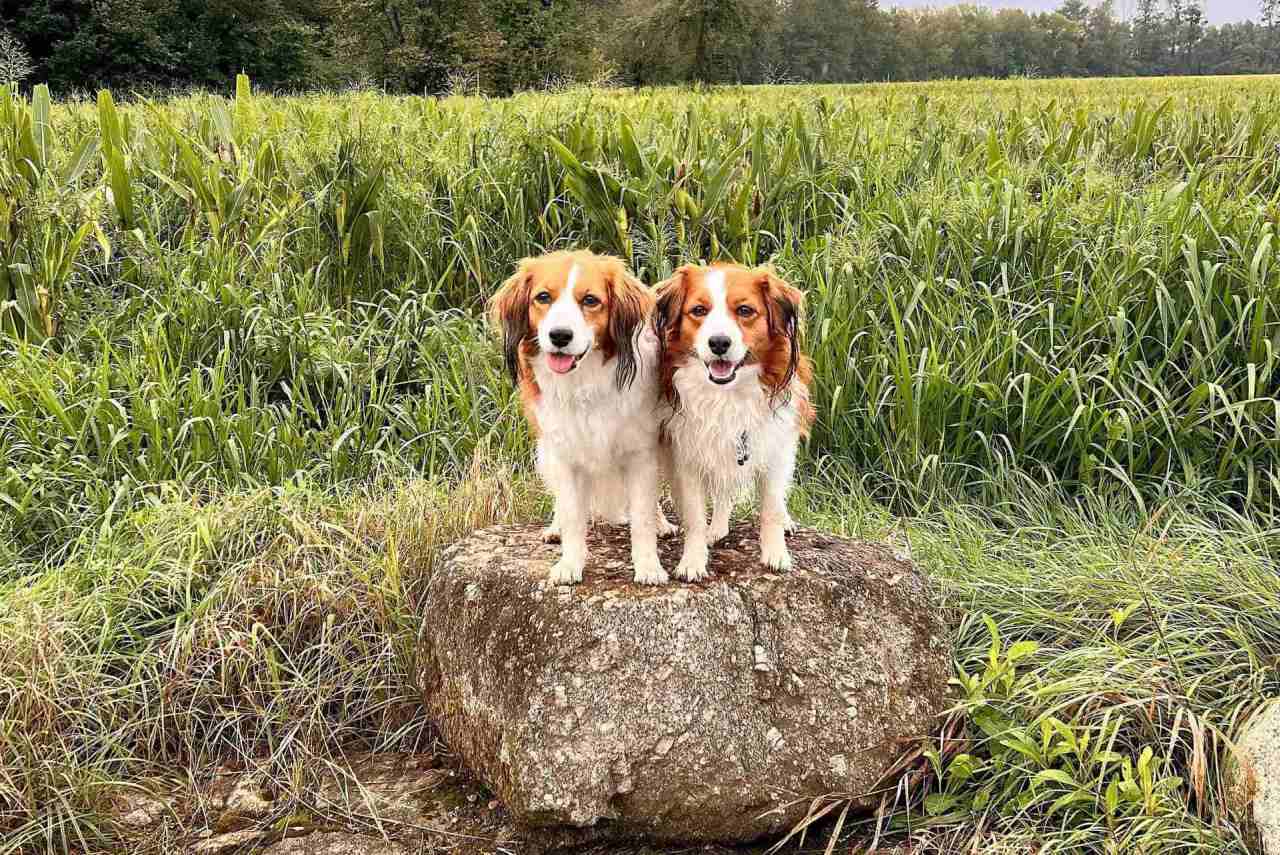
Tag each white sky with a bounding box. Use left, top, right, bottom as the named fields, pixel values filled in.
left=878, top=0, right=1256, bottom=25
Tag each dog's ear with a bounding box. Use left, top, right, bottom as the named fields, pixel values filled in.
left=605, top=259, right=653, bottom=391
left=488, top=264, right=534, bottom=383
left=759, top=269, right=804, bottom=390
left=652, top=266, right=690, bottom=345
left=651, top=267, right=691, bottom=410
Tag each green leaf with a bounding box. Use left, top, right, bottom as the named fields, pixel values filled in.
left=98, top=90, right=135, bottom=229
left=972, top=706, right=1013, bottom=739
left=617, top=117, right=648, bottom=178
left=60, top=135, right=99, bottom=188
left=1007, top=640, right=1039, bottom=663
left=923, top=793, right=960, bottom=816
left=983, top=614, right=1002, bottom=661
left=31, top=84, right=52, bottom=174
left=1033, top=769, right=1079, bottom=788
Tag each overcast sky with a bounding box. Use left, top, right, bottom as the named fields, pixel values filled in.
left=879, top=0, right=1257, bottom=25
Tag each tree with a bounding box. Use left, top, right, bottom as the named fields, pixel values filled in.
left=325, top=0, right=599, bottom=93
left=0, top=0, right=324, bottom=91
left=1177, top=0, right=1205, bottom=73
left=1260, top=0, right=1280, bottom=65
left=779, top=0, right=882, bottom=82
left=1131, top=0, right=1167, bottom=73
left=484, top=0, right=597, bottom=92
left=611, top=0, right=766, bottom=83
left=1057, top=0, right=1089, bottom=24
left=1081, top=0, right=1131, bottom=76
left=1040, top=12, right=1085, bottom=76
left=1201, top=20, right=1266, bottom=72
left=2, top=0, right=1279, bottom=94
left=323, top=0, right=464, bottom=91
left=1164, top=0, right=1193, bottom=70
left=993, top=9, right=1049, bottom=76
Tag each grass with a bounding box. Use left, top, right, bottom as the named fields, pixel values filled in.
left=799, top=466, right=1274, bottom=852
left=3, top=74, right=1280, bottom=852
left=4, top=467, right=1275, bottom=852
left=2, top=460, right=530, bottom=852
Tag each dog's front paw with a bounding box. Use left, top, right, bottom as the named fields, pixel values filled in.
left=760, top=541, right=792, bottom=572
left=673, top=552, right=710, bottom=583
left=656, top=514, right=679, bottom=539
left=632, top=554, right=669, bottom=586
left=541, top=525, right=561, bottom=544
left=548, top=557, right=584, bottom=585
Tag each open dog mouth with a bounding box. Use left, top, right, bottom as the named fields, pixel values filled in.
left=547, top=350, right=586, bottom=375
left=706, top=358, right=744, bottom=385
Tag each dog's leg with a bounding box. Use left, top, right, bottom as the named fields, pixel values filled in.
left=541, top=497, right=561, bottom=544
left=673, top=468, right=709, bottom=582
left=758, top=449, right=795, bottom=572
left=655, top=445, right=679, bottom=538
left=549, top=468, right=589, bottom=585
left=537, top=442, right=562, bottom=543
left=708, top=494, right=732, bottom=544
left=627, top=458, right=667, bottom=586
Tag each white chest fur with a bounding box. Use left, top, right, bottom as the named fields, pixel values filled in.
left=530, top=330, right=664, bottom=477
left=665, top=363, right=803, bottom=498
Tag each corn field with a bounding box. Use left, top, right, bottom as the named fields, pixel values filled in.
left=3, top=75, right=1280, bottom=560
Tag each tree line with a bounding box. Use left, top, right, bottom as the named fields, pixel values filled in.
left=1, top=0, right=1274, bottom=94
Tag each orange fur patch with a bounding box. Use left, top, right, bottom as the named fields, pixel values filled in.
left=653, top=263, right=815, bottom=436
left=488, top=250, right=653, bottom=433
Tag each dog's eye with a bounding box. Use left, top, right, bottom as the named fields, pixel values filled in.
left=581, top=294, right=601, bottom=308
left=534, top=292, right=553, bottom=304
left=690, top=305, right=709, bottom=318
left=735, top=305, right=756, bottom=318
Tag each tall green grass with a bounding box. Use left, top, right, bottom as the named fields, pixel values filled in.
left=3, top=76, right=1280, bottom=564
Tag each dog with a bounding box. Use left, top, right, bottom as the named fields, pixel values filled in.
left=652, top=263, right=814, bottom=581
left=490, top=250, right=674, bottom=586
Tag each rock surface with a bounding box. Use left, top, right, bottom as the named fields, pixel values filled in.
left=1227, top=701, right=1280, bottom=853
left=421, top=520, right=952, bottom=844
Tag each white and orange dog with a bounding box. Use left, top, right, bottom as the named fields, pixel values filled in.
left=653, top=263, right=814, bottom=581
left=491, top=250, right=673, bottom=586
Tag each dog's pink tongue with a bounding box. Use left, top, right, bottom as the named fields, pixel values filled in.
left=548, top=353, right=576, bottom=374
left=710, top=359, right=735, bottom=380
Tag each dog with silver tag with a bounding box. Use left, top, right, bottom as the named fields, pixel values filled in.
left=651, top=263, right=814, bottom=582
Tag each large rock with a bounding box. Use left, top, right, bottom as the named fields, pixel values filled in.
left=420, top=520, right=952, bottom=844
left=1227, top=701, right=1280, bottom=853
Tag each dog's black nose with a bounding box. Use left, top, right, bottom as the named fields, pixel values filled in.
left=548, top=328, right=573, bottom=348
left=708, top=335, right=732, bottom=356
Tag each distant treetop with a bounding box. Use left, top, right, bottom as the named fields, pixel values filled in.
left=0, top=0, right=1268, bottom=93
